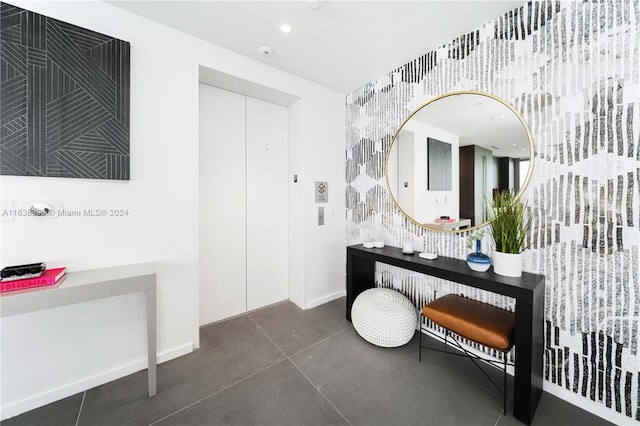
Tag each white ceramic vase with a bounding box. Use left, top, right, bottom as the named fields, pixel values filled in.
left=492, top=251, right=522, bottom=277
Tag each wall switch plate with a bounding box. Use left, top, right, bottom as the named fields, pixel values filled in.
left=315, top=181, right=328, bottom=203
left=318, top=206, right=324, bottom=225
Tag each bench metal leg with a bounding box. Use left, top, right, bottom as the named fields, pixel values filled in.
left=419, top=320, right=422, bottom=362
left=503, top=352, right=507, bottom=414
left=419, top=324, right=512, bottom=416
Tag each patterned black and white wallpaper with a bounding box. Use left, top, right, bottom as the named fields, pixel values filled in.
left=346, top=0, right=639, bottom=420
left=0, top=3, right=130, bottom=180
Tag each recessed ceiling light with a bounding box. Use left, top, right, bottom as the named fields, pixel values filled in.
left=280, top=24, right=292, bottom=34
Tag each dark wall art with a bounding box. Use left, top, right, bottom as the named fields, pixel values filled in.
left=427, top=138, right=451, bottom=191
left=0, top=3, right=130, bottom=180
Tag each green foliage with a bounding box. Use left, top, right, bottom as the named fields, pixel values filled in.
left=486, top=190, right=532, bottom=254
left=466, top=229, right=485, bottom=250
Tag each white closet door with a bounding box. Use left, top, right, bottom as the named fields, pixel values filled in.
left=245, top=97, right=288, bottom=311
left=199, top=84, right=247, bottom=326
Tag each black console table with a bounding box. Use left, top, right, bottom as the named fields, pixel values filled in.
left=346, top=244, right=545, bottom=425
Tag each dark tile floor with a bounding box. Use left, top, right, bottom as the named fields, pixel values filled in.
left=2, top=298, right=612, bottom=426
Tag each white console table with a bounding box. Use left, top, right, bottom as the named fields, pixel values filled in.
left=424, top=218, right=472, bottom=230
left=0, top=263, right=157, bottom=397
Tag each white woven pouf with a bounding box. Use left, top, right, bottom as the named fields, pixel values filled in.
left=351, top=288, right=417, bottom=347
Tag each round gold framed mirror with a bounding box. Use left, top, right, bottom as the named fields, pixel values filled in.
left=385, top=91, right=534, bottom=233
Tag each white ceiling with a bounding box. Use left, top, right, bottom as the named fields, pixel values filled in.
left=108, top=0, right=527, bottom=94
left=408, top=93, right=531, bottom=159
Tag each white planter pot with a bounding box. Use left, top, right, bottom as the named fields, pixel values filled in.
left=493, top=251, right=522, bottom=277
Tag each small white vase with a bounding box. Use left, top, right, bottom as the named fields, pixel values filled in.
left=492, top=251, right=522, bottom=277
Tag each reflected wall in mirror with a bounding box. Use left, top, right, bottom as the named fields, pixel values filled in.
left=385, top=91, right=534, bottom=232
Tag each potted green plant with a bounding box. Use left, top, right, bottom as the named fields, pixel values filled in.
left=486, top=190, right=532, bottom=277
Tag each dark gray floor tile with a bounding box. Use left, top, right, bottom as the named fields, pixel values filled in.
left=0, top=393, right=83, bottom=426
left=78, top=315, right=285, bottom=426
left=497, top=392, right=614, bottom=426
left=292, top=328, right=510, bottom=426
left=249, top=298, right=351, bottom=356
left=156, top=359, right=348, bottom=426
left=4, top=299, right=617, bottom=426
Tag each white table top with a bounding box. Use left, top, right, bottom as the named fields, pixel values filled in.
left=0, top=262, right=156, bottom=317
left=424, top=218, right=472, bottom=230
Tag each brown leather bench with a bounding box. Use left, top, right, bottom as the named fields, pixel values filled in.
left=420, top=294, right=516, bottom=414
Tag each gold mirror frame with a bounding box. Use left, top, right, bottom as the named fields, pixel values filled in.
left=385, top=90, right=535, bottom=233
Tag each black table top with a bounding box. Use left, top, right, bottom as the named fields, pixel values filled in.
left=347, top=244, right=545, bottom=303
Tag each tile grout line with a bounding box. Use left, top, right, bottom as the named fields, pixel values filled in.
left=493, top=388, right=515, bottom=426
left=246, top=313, right=289, bottom=359
left=494, top=412, right=502, bottom=426
left=246, top=314, right=353, bottom=426
left=288, top=358, right=353, bottom=426
left=246, top=314, right=353, bottom=360
left=288, top=325, right=354, bottom=359
left=150, top=313, right=286, bottom=425
left=151, top=311, right=353, bottom=426
left=147, top=358, right=289, bottom=426
left=247, top=311, right=353, bottom=359
left=149, top=312, right=348, bottom=425
left=74, top=391, right=86, bottom=426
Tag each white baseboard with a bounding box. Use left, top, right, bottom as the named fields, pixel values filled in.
left=307, top=290, right=346, bottom=309
left=0, top=342, right=193, bottom=421
left=156, top=342, right=193, bottom=364
left=543, top=381, right=639, bottom=425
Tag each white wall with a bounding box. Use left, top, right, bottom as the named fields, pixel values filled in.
left=393, top=121, right=459, bottom=225
left=0, top=1, right=344, bottom=419
left=299, top=93, right=346, bottom=308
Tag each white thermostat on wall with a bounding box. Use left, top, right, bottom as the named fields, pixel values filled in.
left=315, top=181, right=328, bottom=203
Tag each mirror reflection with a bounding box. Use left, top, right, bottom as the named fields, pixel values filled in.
left=386, top=92, right=533, bottom=232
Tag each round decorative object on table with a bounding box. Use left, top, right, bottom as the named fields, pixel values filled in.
left=351, top=288, right=417, bottom=347
left=467, top=239, right=491, bottom=272
left=402, top=240, right=414, bottom=254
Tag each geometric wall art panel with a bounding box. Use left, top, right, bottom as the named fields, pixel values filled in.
left=0, top=3, right=130, bottom=179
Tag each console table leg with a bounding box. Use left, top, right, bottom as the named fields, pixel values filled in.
left=146, top=288, right=157, bottom=397
left=514, top=294, right=544, bottom=424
